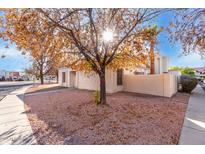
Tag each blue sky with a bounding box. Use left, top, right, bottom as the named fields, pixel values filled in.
left=0, top=44, right=32, bottom=72
left=155, top=11, right=205, bottom=68
left=0, top=11, right=205, bottom=72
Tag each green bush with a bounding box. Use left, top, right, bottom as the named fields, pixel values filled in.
left=93, top=90, right=100, bottom=105
left=180, top=75, right=198, bottom=93
left=169, top=66, right=195, bottom=77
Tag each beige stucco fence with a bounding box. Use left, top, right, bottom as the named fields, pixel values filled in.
left=123, top=74, right=177, bottom=97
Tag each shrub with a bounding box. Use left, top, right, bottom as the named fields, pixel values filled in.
left=93, top=90, right=100, bottom=105
left=180, top=75, right=198, bottom=93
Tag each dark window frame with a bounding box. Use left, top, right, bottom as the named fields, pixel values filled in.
left=117, top=69, right=123, bottom=86
left=62, top=72, right=66, bottom=83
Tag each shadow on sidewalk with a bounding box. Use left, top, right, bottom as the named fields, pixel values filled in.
left=0, top=126, right=36, bottom=145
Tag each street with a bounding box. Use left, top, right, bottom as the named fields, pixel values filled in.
left=0, top=81, right=34, bottom=101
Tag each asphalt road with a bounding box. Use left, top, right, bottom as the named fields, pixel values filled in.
left=0, top=81, right=34, bottom=101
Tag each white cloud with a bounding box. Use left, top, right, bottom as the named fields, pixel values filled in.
left=0, top=46, right=24, bottom=57
left=0, top=46, right=31, bottom=71
left=171, top=53, right=205, bottom=67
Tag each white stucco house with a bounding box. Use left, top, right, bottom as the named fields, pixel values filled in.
left=59, top=68, right=123, bottom=93
left=58, top=53, right=177, bottom=97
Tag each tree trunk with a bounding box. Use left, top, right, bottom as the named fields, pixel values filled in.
left=150, top=40, right=155, bottom=74
left=40, top=69, right=44, bottom=84
left=99, top=69, right=106, bottom=104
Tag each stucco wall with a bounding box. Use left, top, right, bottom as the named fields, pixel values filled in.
left=163, top=74, right=178, bottom=97
left=59, top=68, right=177, bottom=97
left=77, top=70, right=123, bottom=93
left=123, top=74, right=177, bottom=97
left=77, top=72, right=99, bottom=91
left=59, top=68, right=122, bottom=93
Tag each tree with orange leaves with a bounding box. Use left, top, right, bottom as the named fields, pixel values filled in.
left=0, top=9, right=65, bottom=84
left=37, top=8, right=165, bottom=104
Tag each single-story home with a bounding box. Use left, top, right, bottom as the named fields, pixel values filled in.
left=59, top=68, right=124, bottom=93
left=58, top=53, right=177, bottom=97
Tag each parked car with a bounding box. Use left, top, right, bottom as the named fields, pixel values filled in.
left=17, top=78, right=24, bottom=81
left=12, top=77, right=18, bottom=81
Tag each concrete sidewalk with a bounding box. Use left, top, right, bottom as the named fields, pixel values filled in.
left=179, top=85, right=205, bottom=144
left=0, top=86, right=37, bottom=145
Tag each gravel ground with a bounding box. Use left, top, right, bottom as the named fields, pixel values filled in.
left=24, top=88, right=190, bottom=145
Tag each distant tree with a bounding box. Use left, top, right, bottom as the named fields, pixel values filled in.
left=169, top=9, right=205, bottom=58
left=169, top=66, right=195, bottom=76
left=169, top=66, right=182, bottom=71
left=25, top=65, right=38, bottom=79
left=181, top=67, right=195, bottom=76
left=46, top=59, right=66, bottom=83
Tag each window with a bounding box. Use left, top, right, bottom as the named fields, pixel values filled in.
left=62, top=72, right=66, bottom=83
left=117, top=69, right=123, bottom=85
